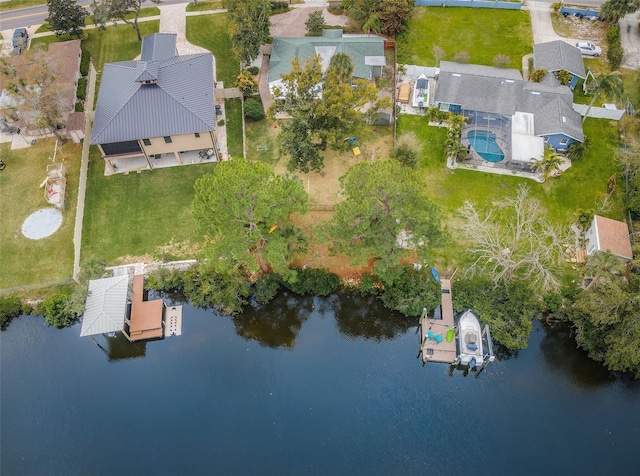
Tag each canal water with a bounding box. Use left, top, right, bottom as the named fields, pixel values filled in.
left=2, top=291, right=639, bottom=475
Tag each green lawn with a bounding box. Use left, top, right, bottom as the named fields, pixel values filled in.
left=186, top=1, right=223, bottom=12
left=246, top=115, right=281, bottom=165
left=82, top=148, right=217, bottom=264
left=0, top=139, right=82, bottom=288
left=397, top=7, right=532, bottom=70
left=186, top=14, right=243, bottom=157
left=399, top=115, right=623, bottom=225
left=186, top=14, right=239, bottom=86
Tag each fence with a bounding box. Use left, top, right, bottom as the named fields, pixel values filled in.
left=415, top=0, right=522, bottom=10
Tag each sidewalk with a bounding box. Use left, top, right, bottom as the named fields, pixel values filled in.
left=620, top=12, right=640, bottom=69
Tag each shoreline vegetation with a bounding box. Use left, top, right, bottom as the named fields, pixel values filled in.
left=1, top=3, right=639, bottom=376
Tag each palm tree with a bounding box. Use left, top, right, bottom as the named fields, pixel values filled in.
left=531, top=146, right=564, bottom=181
left=584, top=250, right=626, bottom=288
left=554, top=69, right=573, bottom=86
left=567, top=137, right=591, bottom=162
left=582, top=73, right=624, bottom=124
left=327, top=53, right=354, bottom=84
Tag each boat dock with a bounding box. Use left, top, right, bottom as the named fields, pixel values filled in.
left=419, top=278, right=457, bottom=364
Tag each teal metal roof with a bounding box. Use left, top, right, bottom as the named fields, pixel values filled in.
left=268, top=33, right=385, bottom=83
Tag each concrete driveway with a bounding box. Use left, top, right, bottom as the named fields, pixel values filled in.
left=269, top=5, right=348, bottom=37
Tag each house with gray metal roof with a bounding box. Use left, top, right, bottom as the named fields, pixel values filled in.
left=533, top=40, right=586, bottom=90
left=90, top=33, right=221, bottom=175
left=434, top=61, right=584, bottom=165
left=268, top=29, right=386, bottom=97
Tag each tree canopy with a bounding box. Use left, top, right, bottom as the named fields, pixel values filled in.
left=322, top=159, right=445, bottom=282
left=92, top=0, right=162, bottom=41
left=46, top=0, right=87, bottom=37
left=458, top=185, right=566, bottom=294
left=269, top=55, right=389, bottom=172
left=0, top=46, right=71, bottom=139
left=192, top=159, right=308, bottom=277
left=600, top=0, right=640, bottom=22
left=342, top=0, right=414, bottom=36
left=452, top=277, right=536, bottom=350
left=222, top=0, right=271, bottom=64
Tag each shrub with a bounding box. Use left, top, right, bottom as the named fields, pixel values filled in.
left=283, top=268, right=340, bottom=296
left=0, top=295, right=23, bottom=330
left=244, top=97, right=265, bottom=121
left=182, top=265, right=250, bottom=315
left=270, top=1, right=288, bottom=13
left=550, top=2, right=562, bottom=12
left=75, top=101, right=84, bottom=112
left=80, top=49, right=90, bottom=77
left=235, top=70, right=259, bottom=97
left=254, top=273, right=281, bottom=304
left=493, top=54, right=511, bottom=68
left=305, top=10, right=326, bottom=36
left=391, top=144, right=418, bottom=168
left=606, top=26, right=623, bottom=70
left=76, top=77, right=87, bottom=100
left=529, top=68, right=548, bottom=83
left=147, top=267, right=185, bottom=293
left=452, top=51, right=470, bottom=63
left=246, top=66, right=259, bottom=75
left=377, top=266, right=440, bottom=317
left=38, top=288, right=77, bottom=328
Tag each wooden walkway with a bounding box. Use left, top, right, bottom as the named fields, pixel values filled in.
left=419, top=278, right=457, bottom=364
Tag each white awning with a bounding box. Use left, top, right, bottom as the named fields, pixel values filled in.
left=80, top=275, right=131, bottom=337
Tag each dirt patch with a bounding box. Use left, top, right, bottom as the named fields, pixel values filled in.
left=552, top=13, right=607, bottom=42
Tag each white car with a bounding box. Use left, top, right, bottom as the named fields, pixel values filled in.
left=574, top=41, right=602, bottom=57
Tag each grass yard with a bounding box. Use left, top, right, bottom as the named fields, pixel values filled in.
left=186, top=14, right=240, bottom=86
left=0, top=139, right=81, bottom=289
left=82, top=148, right=217, bottom=264
left=225, top=98, right=244, bottom=158
left=397, top=115, right=623, bottom=267
left=397, top=7, right=532, bottom=70
left=186, top=1, right=223, bottom=12
left=246, top=116, right=281, bottom=165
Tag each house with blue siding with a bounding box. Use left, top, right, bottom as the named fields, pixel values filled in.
left=533, top=40, right=586, bottom=90
left=434, top=61, right=584, bottom=164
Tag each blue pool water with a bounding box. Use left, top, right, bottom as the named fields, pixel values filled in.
left=467, top=130, right=505, bottom=163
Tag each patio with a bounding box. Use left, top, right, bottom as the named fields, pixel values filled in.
left=104, top=149, right=222, bottom=176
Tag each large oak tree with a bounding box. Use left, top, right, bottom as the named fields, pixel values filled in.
left=322, top=159, right=445, bottom=282
left=192, top=159, right=308, bottom=277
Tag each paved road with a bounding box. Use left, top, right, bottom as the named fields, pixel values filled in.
left=0, top=0, right=187, bottom=30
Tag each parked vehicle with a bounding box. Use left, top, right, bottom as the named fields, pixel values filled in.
left=12, top=28, right=28, bottom=55
left=574, top=41, right=602, bottom=57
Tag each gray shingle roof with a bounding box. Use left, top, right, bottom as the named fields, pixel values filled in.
left=435, top=61, right=583, bottom=142
left=435, top=61, right=522, bottom=115
left=91, top=36, right=215, bottom=145
left=533, top=40, right=586, bottom=79
left=141, top=33, right=177, bottom=61
left=268, top=33, right=385, bottom=83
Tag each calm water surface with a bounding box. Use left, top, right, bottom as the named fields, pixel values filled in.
left=2, top=291, right=639, bottom=475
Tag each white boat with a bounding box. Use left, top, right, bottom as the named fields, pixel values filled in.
left=457, top=310, right=485, bottom=368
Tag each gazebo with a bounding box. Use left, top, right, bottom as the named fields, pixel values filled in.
left=80, top=275, right=131, bottom=338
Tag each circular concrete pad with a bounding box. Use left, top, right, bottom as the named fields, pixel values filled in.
left=22, top=208, right=63, bottom=240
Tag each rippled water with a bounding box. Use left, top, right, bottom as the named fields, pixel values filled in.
left=1, top=291, right=639, bottom=475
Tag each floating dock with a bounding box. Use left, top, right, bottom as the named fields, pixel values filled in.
left=164, top=305, right=183, bottom=337
left=419, top=278, right=457, bottom=364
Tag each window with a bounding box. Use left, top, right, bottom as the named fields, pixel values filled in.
left=142, top=138, right=151, bottom=146
left=194, top=133, right=200, bottom=138
left=544, top=137, right=550, bottom=143
left=164, top=136, right=172, bottom=144
left=559, top=138, right=569, bottom=145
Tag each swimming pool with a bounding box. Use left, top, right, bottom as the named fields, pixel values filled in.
left=467, top=130, right=505, bottom=163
